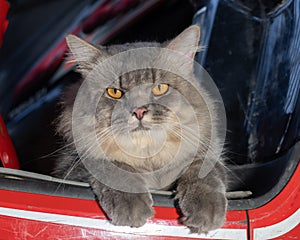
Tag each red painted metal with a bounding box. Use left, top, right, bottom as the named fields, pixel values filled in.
left=0, top=0, right=9, bottom=47
left=0, top=115, right=20, bottom=169
left=0, top=189, right=104, bottom=218
left=0, top=188, right=248, bottom=239
left=248, top=161, right=300, bottom=240
left=0, top=215, right=212, bottom=240
left=2, top=161, right=299, bottom=239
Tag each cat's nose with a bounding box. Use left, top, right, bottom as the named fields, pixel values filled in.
left=132, top=107, right=148, bottom=120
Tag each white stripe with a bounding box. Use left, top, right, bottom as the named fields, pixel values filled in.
left=254, top=209, right=300, bottom=240
left=0, top=207, right=247, bottom=239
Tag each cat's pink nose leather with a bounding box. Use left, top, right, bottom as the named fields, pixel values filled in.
left=132, top=107, right=148, bottom=120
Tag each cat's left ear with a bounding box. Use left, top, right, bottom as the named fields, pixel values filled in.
left=166, top=25, right=201, bottom=61
left=65, top=34, right=105, bottom=74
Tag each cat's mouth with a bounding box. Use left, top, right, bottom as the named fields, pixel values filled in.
left=131, top=125, right=150, bottom=132
left=131, top=122, right=150, bottom=132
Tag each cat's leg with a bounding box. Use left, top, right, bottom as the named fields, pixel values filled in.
left=55, top=155, right=154, bottom=227
left=176, top=161, right=227, bottom=233
left=90, top=178, right=154, bottom=227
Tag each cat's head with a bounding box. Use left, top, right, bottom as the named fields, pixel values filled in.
left=61, top=25, right=212, bottom=172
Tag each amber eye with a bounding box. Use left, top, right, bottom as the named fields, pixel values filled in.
left=106, top=88, right=123, bottom=99
left=152, top=83, right=169, bottom=96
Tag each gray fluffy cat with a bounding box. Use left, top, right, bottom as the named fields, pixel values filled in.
left=54, top=25, right=227, bottom=233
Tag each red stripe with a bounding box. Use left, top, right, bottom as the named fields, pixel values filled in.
left=0, top=0, right=9, bottom=47
left=248, top=160, right=300, bottom=239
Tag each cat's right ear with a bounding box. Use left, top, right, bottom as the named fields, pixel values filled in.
left=65, top=34, right=104, bottom=74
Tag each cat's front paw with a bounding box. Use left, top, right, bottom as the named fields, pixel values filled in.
left=100, top=189, right=154, bottom=227
left=177, top=191, right=227, bottom=233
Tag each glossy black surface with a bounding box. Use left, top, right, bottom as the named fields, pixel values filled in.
left=195, top=0, right=300, bottom=164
